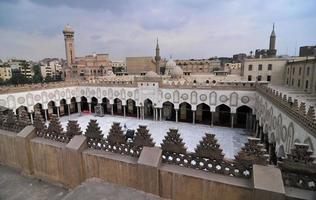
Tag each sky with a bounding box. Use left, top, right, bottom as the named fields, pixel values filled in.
left=0, top=0, right=315, bottom=61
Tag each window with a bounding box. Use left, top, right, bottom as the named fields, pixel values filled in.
left=267, top=75, right=271, bottom=81
left=292, top=79, right=294, bottom=86
left=286, top=78, right=289, bottom=84
left=298, top=79, right=300, bottom=87
left=299, top=67, right=302, bottom=75
left=258, top=64, right=262, bottom=71
left=248, top=75, right=252, bottom=81
left=307, top=67, right=310, bottom=76
left=287, top=67, right=290, bottom=74
left=292, top=68, right=295, bottom=75
left=305, top=80, right=309, bottom=89
left=248, top=65, right=253, bottom=71
left=257, top=75, right=262, bottom=81
left=268, top=64, right=272, bottom=70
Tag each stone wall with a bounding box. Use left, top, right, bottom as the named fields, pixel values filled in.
left=0, top=127, right=313, bottom=200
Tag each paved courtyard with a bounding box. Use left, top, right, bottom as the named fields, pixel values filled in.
left=59, top=113, right=252, bottom=159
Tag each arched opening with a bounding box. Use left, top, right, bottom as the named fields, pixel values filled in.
left=16, top=106, right=28, bottom=116
left=48, top=101, right=57, bottom=119
left=179, top=102, right=192, bottom=123
left=59, top=99, right=68, bottom=116
left=214, top=104, right=231, bottom=127
left=70, top=97, right=78, bottom=114
left=126, top=99, right=137, bottom=117
left=196, top=103, right=211, bottom=124
left=102, top=97, right=111, bottom=114
left=236, top=105, right=253, bottom=129
left=34, top=103, right=45, bottom=119
left=81, top=96, right=89, bottom=113
left=163, top=101, right=176, bottom=121
left=113, top=98, right=123, bottom=115
left=144, top=99, right=153, bottom=119
left=91, top=97, right=98, bottom=113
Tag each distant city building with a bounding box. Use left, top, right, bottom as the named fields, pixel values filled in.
left=0, top=66, right=12, bottom=80
left=63, top=25, right=111, bottom=79
left=126, top=56, right=157, bottom=75
left=299, top=45, right=316, bottom=57
left=175, top=58, right=221, bottom=74
left=224, top=63, right=242, bottom=75
left=232, top=53, right=247, bottom=63
left=39, top=58, right=63, bottom=79
left=111, top=60, right=127, bottom=74
left=285, top=56, right=316, bottom=94
left=241, top=57, right=288, bottom=84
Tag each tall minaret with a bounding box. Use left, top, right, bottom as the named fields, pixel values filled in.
left=268, top=23, right=277, bottom=57
left=155, top=38, right=161, bottom=74
left=63, top=25, right=75, bottom=66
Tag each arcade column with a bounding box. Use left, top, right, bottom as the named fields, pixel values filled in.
left=175, top=109, right=179, bottom=123
left=192, top=110, right=196, bottom=125
left=56, top=106, right=60, bottom=118
left=44, top=109, right=48, bottom=122
left=77, top=102, right=81, bottom=115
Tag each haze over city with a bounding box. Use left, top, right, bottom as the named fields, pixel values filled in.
left=0, top=0, right=315, bottom=61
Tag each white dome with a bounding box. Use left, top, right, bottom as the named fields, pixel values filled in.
left=166, top=59, right=177, bottom=68
left=145, top=71, right=159, bottom=77
left=170, top=66, right=183, bottom=78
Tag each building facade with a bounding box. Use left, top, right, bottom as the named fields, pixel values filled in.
left=175, top=58, right=221, bottom=74
left=0, top=66, right=12, bottom=81
left=241, top=57, right=287, bottom=84
left=285, top=57, right=316, bottom=94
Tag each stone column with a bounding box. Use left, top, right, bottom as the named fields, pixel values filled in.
left=159, top=108, right=162, bottom=121
left=88, top=103, right=92, bottom=113
left=44, top=109, right=48, bottom=122
left=192, top=111, right=196, bottom=125
left=56, top=106, right=60, bottom=118
left=29, top=112, right=34, bottom=124
left=231, top=114, right=234, bottom=128
left=137, top=106, right=139, bottom=119
left=67, top=104, right=71, bottom=115
left=77, top=102, right=81, bottom=115
left=211, top=111, right=214, bottom=126
left=111, top=104, right=114, bottom=116
left=175, top=109, right=178, bottom=123
left=153, top=108, right=156, bottom=121
left=123, top=105, right=126, bottom=117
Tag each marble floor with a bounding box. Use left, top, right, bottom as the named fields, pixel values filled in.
left=58, top=113, right=252, bottom=159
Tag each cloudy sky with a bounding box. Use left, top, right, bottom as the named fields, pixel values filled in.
left=0, top=0, right=315, bottom=61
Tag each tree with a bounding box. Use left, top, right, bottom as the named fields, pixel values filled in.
left=9, top=70, right=29, bottom=85
left=32, top=65, right=43, bottom=83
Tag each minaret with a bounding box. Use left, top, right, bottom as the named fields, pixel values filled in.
left=155, top=38, right=161, bottom=74
left=268, top=23, right=277, bottom=57
left=63, top=25, right=75, bottom=66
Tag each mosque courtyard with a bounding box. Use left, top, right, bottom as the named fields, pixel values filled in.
left=58, top=113, right=251, bottom=159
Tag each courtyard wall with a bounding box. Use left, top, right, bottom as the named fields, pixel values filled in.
left=0, top=126, right=313, bottom=200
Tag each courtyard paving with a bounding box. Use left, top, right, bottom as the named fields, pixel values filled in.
left=59, top=113, right=252, bottom=159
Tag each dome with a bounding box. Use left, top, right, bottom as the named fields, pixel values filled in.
left=170, top=66, right=183, bottom=78
left=145, top=71, right=159, bottom=77
left=166, top=59, right=177, bottom=68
